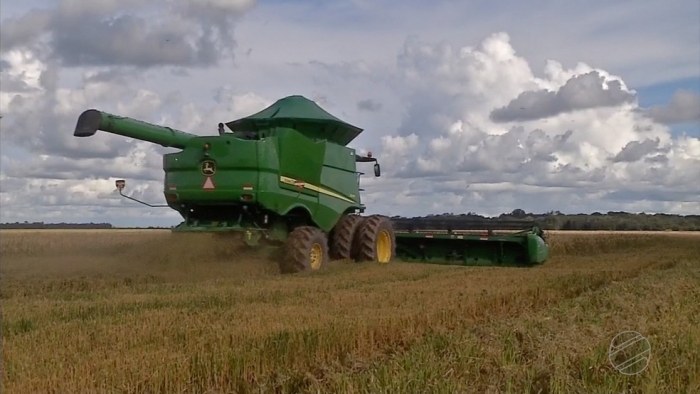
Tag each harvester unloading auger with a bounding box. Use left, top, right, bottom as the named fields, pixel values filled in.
left=73, top=95, right=549, bottom=273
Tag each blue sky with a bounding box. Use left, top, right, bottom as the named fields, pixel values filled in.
left=635, top=76, right=700, bottom=137
left=637, top=77, right=700, bottom=105
left=1, top=0, right=698, bottom=226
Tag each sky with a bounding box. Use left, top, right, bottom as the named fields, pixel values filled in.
left=1, top=0, right=699, bottom=227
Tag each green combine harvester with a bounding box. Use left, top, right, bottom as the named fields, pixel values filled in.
left=73, top=95, right=549, bottom=273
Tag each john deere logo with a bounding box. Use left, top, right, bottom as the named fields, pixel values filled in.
left=201, top=160, right=216, bottom=176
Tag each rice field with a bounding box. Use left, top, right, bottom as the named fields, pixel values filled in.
left=1, top=229, right=699, bottom=393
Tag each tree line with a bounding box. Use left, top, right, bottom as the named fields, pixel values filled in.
left=2, top=210, right=699, bottom=231
left=0, top=222, right=115, bottom=229
left=393, top=210, right=700, bottom=231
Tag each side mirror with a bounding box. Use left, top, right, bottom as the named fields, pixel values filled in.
left=374, top=163, right=381, bottom=177
left=116, top=179, right=126, bottom=191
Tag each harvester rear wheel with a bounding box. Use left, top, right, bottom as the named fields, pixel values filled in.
left=280, top=226, right=329, bottom=274
left=355, top=215, right=395, bottom=263
left=329, top=214, right=362, bottom=260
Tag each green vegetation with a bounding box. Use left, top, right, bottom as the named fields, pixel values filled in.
left=404, top=210, right=700, bottom=231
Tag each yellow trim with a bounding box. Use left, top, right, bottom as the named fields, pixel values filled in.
left=310, top=242, right=323, bottom=270
left=376, top=229, right=392, bottom=263
left=280, top=176, right=356, bottom=204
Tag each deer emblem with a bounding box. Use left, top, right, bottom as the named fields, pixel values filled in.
left=201, top=160, right=216, bottom=176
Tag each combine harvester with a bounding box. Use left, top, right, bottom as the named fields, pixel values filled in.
left=73, top=95, right=549, bottom=273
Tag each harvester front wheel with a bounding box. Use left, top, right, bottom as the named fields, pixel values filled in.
left=329, top=214, right=362, bottom=260
left=356, top=215, right=395, bottom=263
left=280, top=226, right=329, bottom=274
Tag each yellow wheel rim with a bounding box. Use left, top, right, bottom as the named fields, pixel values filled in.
left=376, top=229, right=392, bottom=263
left=309, top=243, right=323, bottom=270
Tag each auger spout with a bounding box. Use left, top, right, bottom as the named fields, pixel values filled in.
left=73, top=109, right=197, bottom=150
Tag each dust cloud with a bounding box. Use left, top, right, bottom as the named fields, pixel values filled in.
left=1, top=230, right=283, bottom=284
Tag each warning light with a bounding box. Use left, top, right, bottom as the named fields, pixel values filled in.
left=367, top=151, right=372, bottom=158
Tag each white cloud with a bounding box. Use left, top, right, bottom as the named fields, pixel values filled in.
left=360, top=32, right=699, bottom=217
left=0, top=1, right=699, bottom=226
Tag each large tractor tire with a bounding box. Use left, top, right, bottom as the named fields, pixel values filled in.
left=329, top=213, right=363, bottom=260
left=355, top=215, right=396, bottom=263
left=280, top=226, right=329, bottom=274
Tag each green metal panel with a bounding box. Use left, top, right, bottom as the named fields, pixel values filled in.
left=391, top=218, right=550, bottom=266
left=277, top=128, right=323, bottom=199
left=163, top=136, right=260, bottom=203
left=321, top=143, right=359, bottom=200
left=159, top=126, right=361, bottom=234
left=224, top=95, right=363, bottom=146
left=394, top=231, right=549, bottom=266
left=527, top=233, right=550, bottom=264
left=315, top=142, right=361, bottom=229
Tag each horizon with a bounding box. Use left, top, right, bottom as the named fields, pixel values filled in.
left=3, top=209, right=699, bottom=233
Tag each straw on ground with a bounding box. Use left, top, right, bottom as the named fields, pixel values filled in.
left=2, top=229, right=699, bottom=393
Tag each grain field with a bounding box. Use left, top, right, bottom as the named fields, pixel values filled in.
left=1, top=229, right=699, bottom=393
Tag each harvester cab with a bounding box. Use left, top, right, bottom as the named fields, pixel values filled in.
left=73, top=95, right=396, bottom=274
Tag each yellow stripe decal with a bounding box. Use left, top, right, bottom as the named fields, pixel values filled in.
left=280, top=176, right=356, bottom=204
